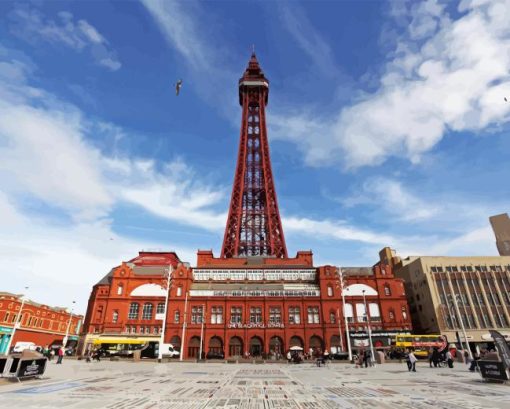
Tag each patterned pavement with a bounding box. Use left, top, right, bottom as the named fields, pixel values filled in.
left=1, top=360, right=509, bottom=408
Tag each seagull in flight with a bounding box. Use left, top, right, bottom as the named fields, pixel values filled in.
left=175, top=79, right=183, bottom=96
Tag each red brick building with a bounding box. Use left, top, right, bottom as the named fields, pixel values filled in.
left=0, top=292, right=82, bottom=354
left=81, top=54, right=412, bottom=358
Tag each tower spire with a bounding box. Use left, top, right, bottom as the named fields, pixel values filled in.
left=221, top=54, right=288, bottom=258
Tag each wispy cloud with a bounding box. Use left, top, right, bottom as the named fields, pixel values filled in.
left=8, top=5, right=121, bottom=71
left=272, top=0, right=510, bottom=169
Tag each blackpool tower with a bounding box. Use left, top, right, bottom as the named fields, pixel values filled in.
left=221, top=53, right=288, bottom=259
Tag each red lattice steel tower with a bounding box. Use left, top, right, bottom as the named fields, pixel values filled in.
left=221, top=53, right=288, bottom=258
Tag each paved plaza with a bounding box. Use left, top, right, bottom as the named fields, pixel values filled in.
left=1, top=360, right=509, bottom=408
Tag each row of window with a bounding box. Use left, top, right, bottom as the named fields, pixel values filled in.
left=431, top=265, right=510, bottom=273
left=1, top=312, right=75, bottom=332
left=119, top=303, right=405, bottom=325
left=124, top=326, right=162, bottom=335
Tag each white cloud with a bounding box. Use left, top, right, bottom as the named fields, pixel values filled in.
left=271, top=0, right=510, bottom=168
left=9, top=5, right=121, bottom=71
left=342, top=177, right=439, bottom=222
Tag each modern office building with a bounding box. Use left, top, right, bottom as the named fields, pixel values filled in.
left=394, top=255, right=510, bottom=347
left=490, top=213, right=510, bottom=256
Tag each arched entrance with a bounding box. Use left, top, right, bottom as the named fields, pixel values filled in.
left=309, top=335, right=324, bottom=354
left=250, top=336, right=263, bottom=357
left=188, top=336, right=200, bottom=358
left=229, top=336, right=243, bottom=357
left=208, top=336, right=223, bottom=354
left=289, top=336, right=304, bottom=349
left=269, top=336, right=284, bottom=358
left=330, top=335, right=341, bottom=354
left=170, top=335, right=181, bottom=348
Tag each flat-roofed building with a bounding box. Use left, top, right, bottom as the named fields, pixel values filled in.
left=394, top=255, right=510, bottom=347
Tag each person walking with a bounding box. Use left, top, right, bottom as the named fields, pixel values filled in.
left=364, top=349, right=372, bottom=368
left=446, top=350, right=454, bottom=368
left=431, top=347, right=440, bottom=368
left=56, top=346, right=64, bottom=364
left=408, top=349, right=417, bottom=372
left=428, top=348, right=434, bottom=368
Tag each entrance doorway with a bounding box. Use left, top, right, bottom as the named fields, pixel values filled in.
left=188, top=336, right=200, bottom=358
left=269, top=336, right=283, bottom=358
left=229, top=336, right=243, bottom=357
left=249, top=336, right=263, bottom=357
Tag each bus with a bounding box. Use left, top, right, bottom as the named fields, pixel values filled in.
left=92, top=339, right=159, bottom=358
left=393, top=334, right=448, bottom=358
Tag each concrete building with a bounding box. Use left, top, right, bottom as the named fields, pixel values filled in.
left=490, top=213, right=510, bottom=256
left=394, top=254, right=510, bottom=348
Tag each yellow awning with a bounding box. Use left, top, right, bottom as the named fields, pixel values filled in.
left=93, top=338, right=157, bottom=345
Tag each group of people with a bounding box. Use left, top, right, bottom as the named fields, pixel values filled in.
left=355, top=349, right=374, bottom=368
left=427, top=347, right=454, bottom=368
left=286, top=348, right=330, bottom=366
left=41, top=345, right=65, bottom=364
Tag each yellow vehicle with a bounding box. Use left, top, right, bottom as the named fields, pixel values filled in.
left=394, top=334, right=448, bottom=358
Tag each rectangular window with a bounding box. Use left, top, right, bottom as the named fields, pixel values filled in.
left=288, top=307, right=300, bottom=324
left=157, top=303, right=165, bottom=314
left=250, top=307, right=262, bottom=324
left=269, top=307, right=281, bottom=324
left=174, top=310, right=180, bottom=323
left=112, top=311, right=119, bottom=323
left=307, top=307, right=319, bottom=324
left=4, top=312, right=9, bottom=322
left=211, top=306, right=223, bottom=324
left=191, top=306, right=203, bottom=324
left=230, top=307, right=242, bottom=323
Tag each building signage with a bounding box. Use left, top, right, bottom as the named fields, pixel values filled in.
left=490, top=330, right=510, bottom=369
left=0, top=326, right=13, bottom=334
left=193, top=269, right=316, bottom=282
left=349, top=331, right=411, bottom=338
left=478, top=361, right=510, bottom=381
left=190, top=289, right=320, bottom=297
left=227, top=322, right=285, bottom=329
left=155, top=313, right=165, bottom=321
left=16, top=359, right=47, bottom=379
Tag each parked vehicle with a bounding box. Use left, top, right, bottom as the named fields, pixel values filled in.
left=12, top=342, right=42, bottom=353
left=159, top=343, right=180, bottom=358
left=206, top=351, right=225, bottom=360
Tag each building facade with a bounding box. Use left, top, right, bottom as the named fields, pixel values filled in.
left=0, top=292, right=82, bottom=354
left=81, top=54, right=412, bottom=358
left=394, top=255, right=510, bottom=347
left=490, top=213, right=510, bottom=256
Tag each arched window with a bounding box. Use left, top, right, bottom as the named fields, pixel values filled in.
left=384, top=284, right=391, bottom=296
left=329, top=310, right=336, bottom=323
left=388, top=309, right=395, bottom=321
left=344, top=303, right=354, bottom=322
left=157, top=303, right=165, bottom=315
left=401, top=306, right=408, bottom=321
left=112, top=310, right=119, bottom=323
left=142, top=303, right=153, bottom=320
left=128, top=303, right=139, bottom=319
left=117, top=284, right=123, bottom=295
left=327, top=286, right=333, bottom=297
left=174, top=310, right=180, bottom=323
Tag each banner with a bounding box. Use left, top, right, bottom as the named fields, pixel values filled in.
left=478, top=361, right=510, bottom=381
left=489, top=330, right=510, bottom=369
left=16, top=358, right=47, bottom=379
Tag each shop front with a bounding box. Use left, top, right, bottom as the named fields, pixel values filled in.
left=0, top=325, right=13, bottom=354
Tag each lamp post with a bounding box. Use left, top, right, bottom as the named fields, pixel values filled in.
left=449, top=292, right=473, bottom=360
left=62, top=300, right=76, bottom=349
left=179, top=291, right=188, bottom=361
left=338, top=268, right=352, bottom=361
left=198, top=304, right=205, bottom=361
left=5, top=286, right=29, bottom=355
left=158, top=265, right=173, bottom=362
left=362, top=289, right=375, bottom=366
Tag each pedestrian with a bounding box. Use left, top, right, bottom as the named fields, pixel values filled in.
left=56, top=346, right=64, bottom=364
left=446, top=350, right=454, bottom=368
left=432, top=347, right=440, bottom=368
left=408, top=349, right=417, bottom=372
left=364, top=349, right=372, bottom=368
left=469, top=352, right=480, bottom=372
left=428, top=348, right=434, bottom=368
left=287, top=351, right=292, bottom=363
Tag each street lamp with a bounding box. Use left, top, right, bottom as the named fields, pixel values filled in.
left=63, top=300, right=76, bottom=348
left=362, top=289, right=375, bottom=366
left=5, top=286, right=29, bottom=355
left=198, top=304, right=205, bottom=361
left=158, top=264, right=173, bottom=362
left=338, top=268, right=352, bottom=361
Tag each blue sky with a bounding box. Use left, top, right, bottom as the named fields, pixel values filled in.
left=1, top=0, right=509, bottom=313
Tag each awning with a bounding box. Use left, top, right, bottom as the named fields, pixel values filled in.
left=93, top=337, right=158, bottom=345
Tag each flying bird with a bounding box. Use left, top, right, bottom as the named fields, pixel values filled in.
left=505, top=97, right=508, bottom=102
left=175, top=79, right=183, bottom=96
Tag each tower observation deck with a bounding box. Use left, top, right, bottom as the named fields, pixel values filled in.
left=221, top=53, right=288, bottom=259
